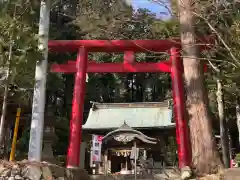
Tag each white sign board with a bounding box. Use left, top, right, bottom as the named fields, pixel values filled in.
left=91, top=135, right=103, bottom=162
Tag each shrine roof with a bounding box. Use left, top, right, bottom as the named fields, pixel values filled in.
left=82, top=101, right=175, bottom=130
left=48, top=36, right=213, bottom=53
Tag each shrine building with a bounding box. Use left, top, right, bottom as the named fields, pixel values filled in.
left=80, top=101, right=176, bottom=175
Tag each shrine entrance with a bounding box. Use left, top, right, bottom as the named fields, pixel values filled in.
left=49, top=38, right=210, bottom=169
left=101, top=122, right=157, bottom=178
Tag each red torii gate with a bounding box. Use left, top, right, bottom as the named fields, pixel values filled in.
left=49, top=38, right=210, bottom=169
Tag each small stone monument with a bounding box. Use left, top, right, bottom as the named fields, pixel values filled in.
left=42, top=106, right=57, bottom=163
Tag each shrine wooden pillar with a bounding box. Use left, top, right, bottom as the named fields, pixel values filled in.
left=67, top=47, right=88, bottom=168
left=170, top=47, right=191, bottom=168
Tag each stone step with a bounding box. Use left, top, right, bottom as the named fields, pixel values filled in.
left=223, top=168, right=240, bottom=180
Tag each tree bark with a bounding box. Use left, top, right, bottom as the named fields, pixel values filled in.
left=3, top=123, right=11, bottom=160
left=216, top=78, right=230, bottom=168
left=236, top=96, right=240, bottom=147
left=177, top=0, right=222, bottom=175
left=0, top=41, right=13, bottom=147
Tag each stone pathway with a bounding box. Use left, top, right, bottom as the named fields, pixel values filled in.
left=90, top=169, right=181, bottom=180
left=223, top=168, right=240, bottom=180
left=1, top=160, right=239, bottom=180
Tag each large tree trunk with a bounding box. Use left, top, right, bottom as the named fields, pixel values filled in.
left=216, top=78, right=230, bottom=168
left=177, top=0, right=222, bottom=175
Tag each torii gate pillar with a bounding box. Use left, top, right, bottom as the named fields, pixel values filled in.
left=171, top=47, right=191, bottom=167
left=67, top=47, right=88, bottom=168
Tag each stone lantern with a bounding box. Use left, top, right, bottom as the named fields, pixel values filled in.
left=42, top=106, right=57, bottom=163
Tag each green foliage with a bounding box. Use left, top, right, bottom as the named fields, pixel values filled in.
left=74, top=0, right=133, bottom=39
left=53, top=117, right=69, bottom=155
left=236, top=153, right=240, bottom=162
left=165, top=136, right=178, bottom=165
left=73, top=1, right=178, bottom=103
left=188, top=1, right=240, bottom=130
left=0, top=0, right=40, bottom=104
left=16, top=126, right=30, bottom=159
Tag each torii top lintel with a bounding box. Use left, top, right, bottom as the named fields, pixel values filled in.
left=48, top=36, right=213, bottom=53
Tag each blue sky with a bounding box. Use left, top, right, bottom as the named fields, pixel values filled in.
left=131, top=0, right=171, bottom=18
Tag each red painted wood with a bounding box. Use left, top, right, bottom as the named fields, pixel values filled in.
left=51, top=60, right=208, bottom=73
left=67, top=60, right=96, bottom=64
left=124, top=51, right=135, bottom=64
left=67, top=47, right=88, bottom=168
left=203, top=64, right=207, bottom=72
left=48, top=36, right=214, bottom=53
left=170, top=47, right=191, bottom=168
left=51, top=61, right=172, bottom=73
